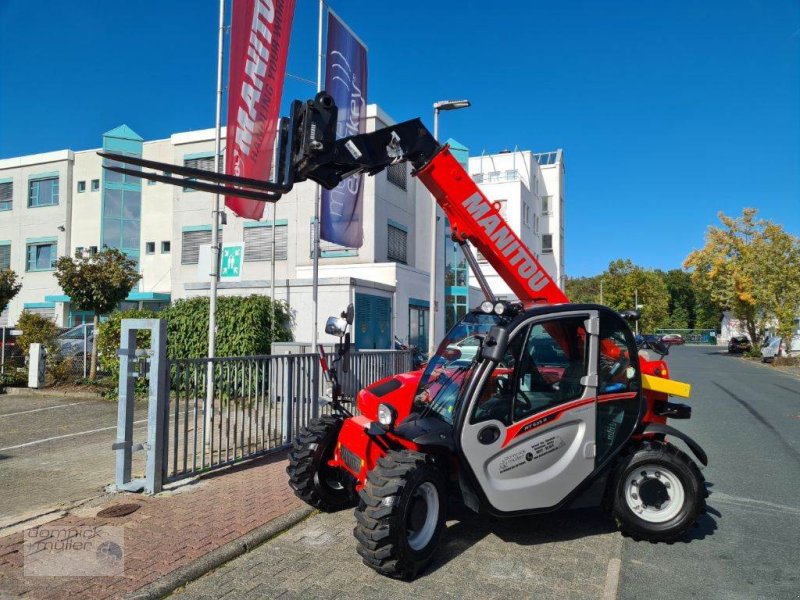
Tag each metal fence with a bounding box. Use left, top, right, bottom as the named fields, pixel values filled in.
left=655, top=328, right=718, bottom=345
left=163, top=349, right=413, bottom=483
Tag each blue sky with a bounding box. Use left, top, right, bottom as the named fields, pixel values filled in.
left=1, top=0, right=798, bottom=276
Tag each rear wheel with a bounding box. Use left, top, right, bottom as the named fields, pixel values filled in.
left=612, top=440, right=705, bottom=542
left=286, top=415, right=356, bottom=511
left=354, top=450, right=446, bottom=579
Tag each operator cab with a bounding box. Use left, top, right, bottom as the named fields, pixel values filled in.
left=408, top=303, right=644, bottom=515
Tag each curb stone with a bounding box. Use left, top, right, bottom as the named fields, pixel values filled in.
left=124, top=506, right=315, bottom=600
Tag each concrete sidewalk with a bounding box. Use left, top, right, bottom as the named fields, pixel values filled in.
left=0, top=452, right=309, bottom=600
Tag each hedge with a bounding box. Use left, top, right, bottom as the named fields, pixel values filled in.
left=163, top=295, right=293, bottom=359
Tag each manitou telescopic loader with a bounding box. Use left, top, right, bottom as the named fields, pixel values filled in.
left=102, top=92, right=708, bottom=580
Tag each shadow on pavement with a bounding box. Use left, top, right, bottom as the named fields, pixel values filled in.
left=428, top=489, right=720, bottom=574
left=427, top=507, right=615, bottom=575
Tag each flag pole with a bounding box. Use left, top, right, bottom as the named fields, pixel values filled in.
left=206, top=0, right=226, bottom=438
left=311, top=0, right=323, bottom=415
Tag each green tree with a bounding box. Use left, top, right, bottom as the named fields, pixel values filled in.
left=565, top=275, right=603, bottom=304
left=17, top=310, right=59, bottom=358
left=602, top=259, right=670, bottom=333
left=684, top=209, right=800, bottom=345
left=0, top=269, right=22, bottom=316
left=54, top=248, right=141, bottom=379
left=661, top=269, right=695, bottom=329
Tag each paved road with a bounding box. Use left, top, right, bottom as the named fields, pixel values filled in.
left=620, top=346, right=800, bottom=600
left=174, top=346, right=800, bottom=600
left=0, top=394, right=147, bottom=524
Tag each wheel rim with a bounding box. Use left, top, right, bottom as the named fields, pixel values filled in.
left=406, top=482, right=440, bottom=551
left=624, top=464, right=685, bottom=523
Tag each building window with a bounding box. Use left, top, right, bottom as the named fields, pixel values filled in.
left=183, top=155, right=220, bottom=191
left=542, top=195, right=551, bottom=215
left=0, top=181, right=12, bottom=211
left=28, top=176, right=59, bottom=207
left=161, top=241, right=171, bottom=254
left=77, top=181, right=86, bottom=193
left=487, top=171, right=501, bottom=182
left=91, top=179, right=100, bottom=191
left=244, top=224, right=288, bottom=261
left=0, top=244, right=10, bottom=270
left=386, top=162, right=407, bottom=190
left=26, top=241, right=57, bottom=271
left=102, top=188, right=141, bottom=252
left=145, top=241, right=155, bottom=254
left=542, top=234, right=553, bottom=253
left=181, top=229, right=214, bottom=265
left=471, top=173, right=484, bottom=183
left=387, top=224, right=407, bottom=264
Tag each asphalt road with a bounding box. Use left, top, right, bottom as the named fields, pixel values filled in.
left=174, top=345, right=800, bottom=600
left=619, top=346, right=800, bottom=600
left=0, top=394, right=147, bottom=525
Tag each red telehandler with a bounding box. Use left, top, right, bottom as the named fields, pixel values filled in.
left=102, top=92, right=708, bottom=580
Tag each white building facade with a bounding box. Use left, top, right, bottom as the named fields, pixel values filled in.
left=0, top=111, right=566, bottom=351
left=466, top=149, right=566, bottom=299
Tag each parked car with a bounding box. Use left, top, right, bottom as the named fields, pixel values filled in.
left=727, top=335, right=751, bottom=354
left=660, top=333, right=685, bottom=345
left=761, top=334, right=800, bottom=362
left=57, top=324, right=95, bottom=357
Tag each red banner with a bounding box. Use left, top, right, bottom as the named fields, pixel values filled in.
left=225, top=0, right=296, bottom=220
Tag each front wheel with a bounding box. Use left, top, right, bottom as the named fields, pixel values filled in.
left=354, top=450, right=447, bottom=579
left=612, top=440, right=705, bottom=542
left=286, top=415, right=356, bottom=511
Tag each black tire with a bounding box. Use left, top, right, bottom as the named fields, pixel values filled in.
left=286, top=415, right=356, bottom=511
left=354, top=450, right=447, bottom=580
left=612, top=440, right=705, bottom=542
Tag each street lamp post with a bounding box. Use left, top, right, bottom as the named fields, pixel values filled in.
left=428, top=99, right=470, bottom=357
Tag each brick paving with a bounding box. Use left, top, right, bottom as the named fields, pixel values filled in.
left=175, top=505, right=623, bottom=600
left=0, top=453, right=303, bottom=600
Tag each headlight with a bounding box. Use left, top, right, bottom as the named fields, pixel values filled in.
left=494, top=301, right=506, bottom=315
left=377, top=403, right=397, bottom=427
left=480, top=300, right=494, bottom=313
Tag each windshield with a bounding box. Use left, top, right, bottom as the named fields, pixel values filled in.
left=414, top=311, right=511, bottom=424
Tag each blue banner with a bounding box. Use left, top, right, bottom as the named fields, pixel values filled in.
left=320, top=10, right=367, bottom=248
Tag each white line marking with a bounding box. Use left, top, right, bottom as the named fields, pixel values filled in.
left=0, top=402, right=82, bottom=418
left=711, top=491, right=800, bottom=516
left=603, top=557, right=621, bottom=600
left=0, top=419, right=148, bottom=452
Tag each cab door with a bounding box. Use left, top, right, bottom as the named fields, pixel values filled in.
left=458, top=311, right=599, bottom=513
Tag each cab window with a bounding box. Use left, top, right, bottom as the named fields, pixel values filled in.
left=471, top=316, right=590, bottom=425
left=512, top=317, right=590, bottom=421
left=596, top=315, right=641, bottom=464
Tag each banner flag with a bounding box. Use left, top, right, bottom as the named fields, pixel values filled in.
left=225, top=0, right=296, bottom=220
left=320, top=10, right=367, bottom=248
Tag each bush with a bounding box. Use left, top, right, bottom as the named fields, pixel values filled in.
left=17, top=311, right=59, bottom=360
left=97, top=309, right=159, bottom=395
left=164, top=295, right=292, bottom=359
left=744, top=346, right=762, bottom=359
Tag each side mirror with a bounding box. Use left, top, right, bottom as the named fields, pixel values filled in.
left=343, top=303, right=354, bottom=325
left=481, top=326, right=509, bottom=362
left=620, top=310, right=640, bottom=323
left=325, top=316, right=347, bottom=338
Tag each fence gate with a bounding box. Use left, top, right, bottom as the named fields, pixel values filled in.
left=114, top=316, right=414, bottom=492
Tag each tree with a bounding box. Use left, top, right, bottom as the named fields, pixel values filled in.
left=0, top=269, right=22, bottom=316
left=17, top=310, right=59, bottom=358
left=565, top=275, right=603, bottom=304
left=661, top=269, right=695, bottom=329
left=54, top=248, right=141, bottom=379
left=602, top=259, right=670, bottom=333
left=684, top=209, right=800, bottom=345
